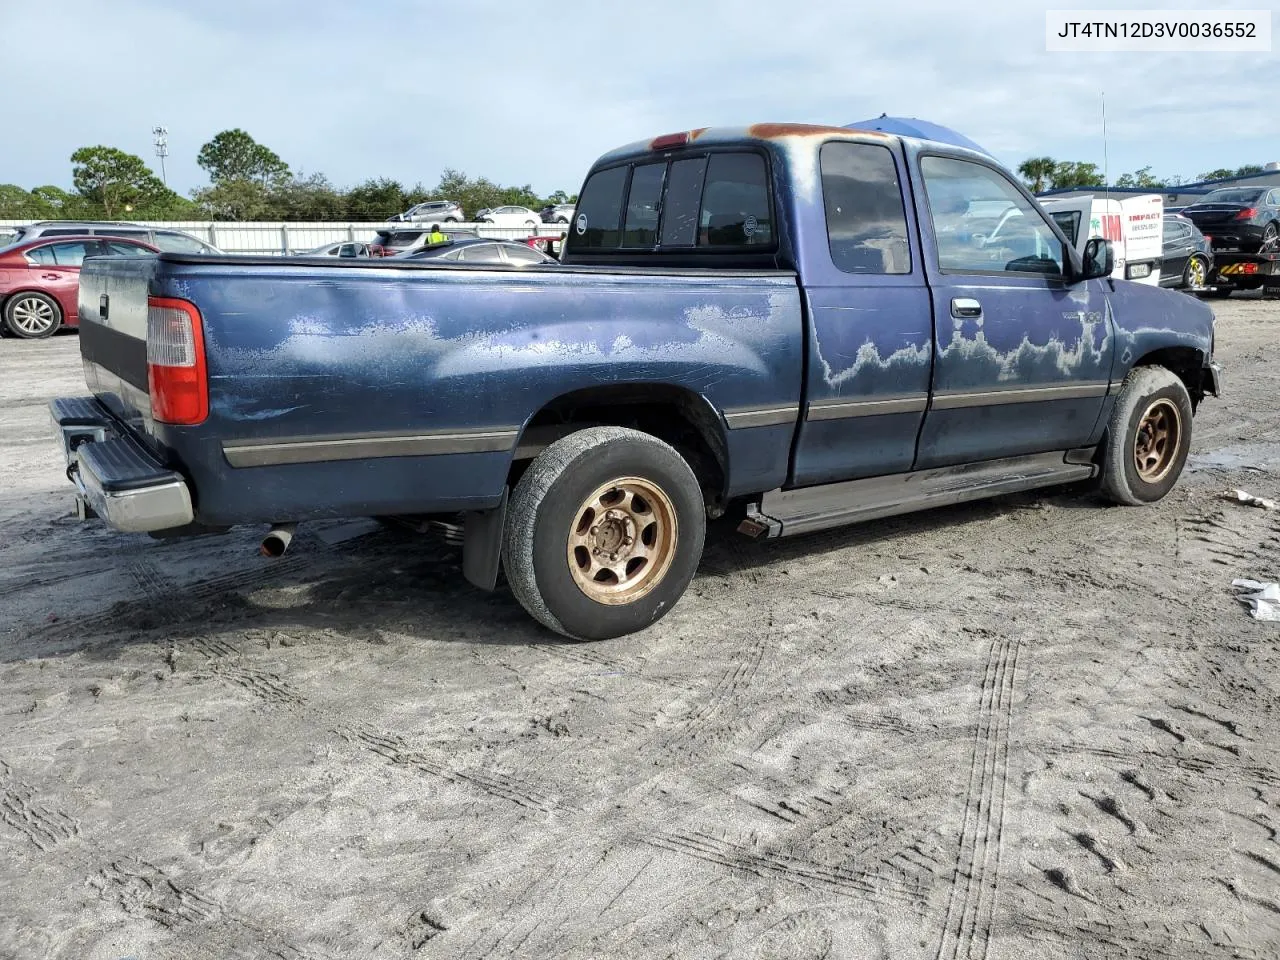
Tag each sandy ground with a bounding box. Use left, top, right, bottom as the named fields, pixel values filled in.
left=2, top=297, right=1280, bottom=960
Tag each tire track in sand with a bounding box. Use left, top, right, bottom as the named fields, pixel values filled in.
left=935, top=635, right=1022, bottom=960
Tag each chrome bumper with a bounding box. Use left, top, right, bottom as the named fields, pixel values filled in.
left=50, top=397, right=194, bottom=533
left=1205, top=361, right=1223, bottom=398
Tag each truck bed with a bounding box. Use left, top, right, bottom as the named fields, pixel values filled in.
left=76, top=254, right=805, bottom=527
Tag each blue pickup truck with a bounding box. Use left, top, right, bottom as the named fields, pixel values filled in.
left=53, top=123, right=1221, bottom=641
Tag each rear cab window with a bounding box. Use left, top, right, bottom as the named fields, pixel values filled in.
left=564, top=148, right=776, bottom=258
left=819, top=141, right=910, bottom=274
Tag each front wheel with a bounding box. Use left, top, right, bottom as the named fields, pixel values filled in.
left=3, top=292, right=62, bottom=339
left=1100, top=366, right=1193, bottom=506
left=502, top=427, right=706, bottom=641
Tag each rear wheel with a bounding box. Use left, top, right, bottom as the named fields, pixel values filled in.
left=1101, top=366, right=1193, bottom=506
left=3, top=292, right=62, bottom=339
left=502, top=427, right=706, bottom=641
left=1183, top=255, right=1208, bottom=290
left=1262, top=223, right=1278, bottom=250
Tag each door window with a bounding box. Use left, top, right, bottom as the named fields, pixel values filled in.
left=920, top=156, right=1064, bottom=276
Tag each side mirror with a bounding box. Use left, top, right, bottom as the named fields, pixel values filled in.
left=1080, top=238, right=1114, bottom=281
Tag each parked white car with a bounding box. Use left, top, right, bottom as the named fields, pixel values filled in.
left=476, top=206, right=542, bottom=228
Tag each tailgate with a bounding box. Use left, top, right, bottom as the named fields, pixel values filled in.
left=76, top=255, right=163, bottom=453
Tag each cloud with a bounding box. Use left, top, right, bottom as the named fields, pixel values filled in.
left=0, top=0, right=1275, bottom=199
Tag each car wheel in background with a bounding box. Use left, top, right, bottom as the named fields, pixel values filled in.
left=1261, top=223, right=1278, bottom=250
left=1100, top=366, right=1193, bottom=506
left=525, top=220, right=537, bottom=227
left=3, top=292, right=62, bottom=339
left=554, top=217, right=568, bottom=224
left=1183, top=255, right=1208, bottom=290
left=502, top=427, right=706, bottom=641
left=445, top=217, right=460, bottom=223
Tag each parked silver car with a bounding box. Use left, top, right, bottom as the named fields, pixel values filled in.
left=541, top=203, right=576, bottom=224
left=3, top=221, right=222, bottom=254
left=389, top=200, right=465, bottom=223
left=302, top=241, right=372, bottom=258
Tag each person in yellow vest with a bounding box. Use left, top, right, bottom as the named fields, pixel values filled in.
left=427, top=223, right=447, bottom=245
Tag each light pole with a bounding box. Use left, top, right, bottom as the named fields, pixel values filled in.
left=153, top=126, right=169, bottom=185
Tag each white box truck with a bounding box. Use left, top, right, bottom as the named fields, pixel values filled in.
left=1040, top=194, right=1164, bottom=286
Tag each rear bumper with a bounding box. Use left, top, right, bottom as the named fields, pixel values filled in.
left=50, top=397, right=194, bottom=533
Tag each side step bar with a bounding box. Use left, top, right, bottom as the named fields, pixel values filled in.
left=739, top=449, right=1098, bottom=539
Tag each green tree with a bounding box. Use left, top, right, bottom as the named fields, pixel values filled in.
left=1114, top=166, right=1161, bottom=189
left=1049, top=161, right=1105, bottom=190
left=192, top=179, right=273, bottom=220
left=345, top=177, right=408, bottom=219
left=70, top=146, right=175, bottom=218
left=197, top=129, right=291, bottom=187
left=1235, top=164, right=1265, bottom=176
left=1017, top=157, right=1057, bottom=193
left=271, top=172, right=345, bottom=220
left=1198, top=168, right=1234, bottom=181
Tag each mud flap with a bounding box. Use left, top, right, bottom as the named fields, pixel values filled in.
left=463, top=487, right=508, bottom=591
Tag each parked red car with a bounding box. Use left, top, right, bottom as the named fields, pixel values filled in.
left=0, top=235, right=158, bottom=339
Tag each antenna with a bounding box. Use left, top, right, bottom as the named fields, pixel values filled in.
left=1101, top=92, right=1110, bottom=204
left=152, top=125, right=169, bottom=185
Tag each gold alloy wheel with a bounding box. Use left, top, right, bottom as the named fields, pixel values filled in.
left=1133, top=398, right=1182, bottom=484
left=567, top=477, right=678, bottom=604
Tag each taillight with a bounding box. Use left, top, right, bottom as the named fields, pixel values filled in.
left=147, top=296, right=208, bottom=425
left=1235, top=208, right=1258, bottom=220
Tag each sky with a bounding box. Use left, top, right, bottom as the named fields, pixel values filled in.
left=0, top=0, right=1276, bottom=200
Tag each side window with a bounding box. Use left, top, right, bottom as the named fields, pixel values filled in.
left=458, top=243, right=503, bottom=263
left=25, top=245, right=57, bottom=265
left=661, top=157, right=707, bottom=246
left=819, top=141, right=911, bottom=274
left=43, top=229, right=81, bottom=237
left=153, top=232, right=207, bottom=254
left=47, top=241, right=91, bottom=266
left=699, top=153, right=772, bottom=246
left=1050, top=211, right=1081, bottom=245
left=502, top=244, right=549, bottom=264
left=1162, top=221, right=1179, bottom=244
left=105, top=241, right=152, bottom=256
left=920, top=156, right=1064, bottom=276
left=622, top=162, right=665, bottom=248
left=570, top=165, right=627, bottom=249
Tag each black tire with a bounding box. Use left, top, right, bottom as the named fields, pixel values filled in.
left=502, top=427, right=706, bottom=641
left=554, top=217, right=569, bottom=224
left=1182, top=255, right=1208, bottom=290
left=524, top=220, right=537, bottom=228
left=1262, top=223, right=1278, bottom=249
left=444, top=216, right=460, bottom=223
left=1100, top=366, right=1193, bottom=506
left=2, top=291, right=62, bottom=339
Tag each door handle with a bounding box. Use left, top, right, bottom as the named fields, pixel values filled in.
left=42, top=273, right=60, bottom=280
left=951, top=297, right=982, bottom=319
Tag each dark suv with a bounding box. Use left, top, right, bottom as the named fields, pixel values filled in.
left=1181, top=186, right=1280, bottom=252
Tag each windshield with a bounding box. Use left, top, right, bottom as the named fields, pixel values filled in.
left=1200, top=188, right=1266, bottom=204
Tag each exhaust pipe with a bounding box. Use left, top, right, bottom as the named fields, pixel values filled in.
left=260, top=523, right=298, bottom=558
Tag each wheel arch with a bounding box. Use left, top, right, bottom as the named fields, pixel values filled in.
left=1129, top=346, right=1208, bottom=406
left=511, top=383, right=730, bottom=508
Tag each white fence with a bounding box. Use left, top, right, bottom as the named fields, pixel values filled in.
left=0, top=220, right=569, bottom=256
